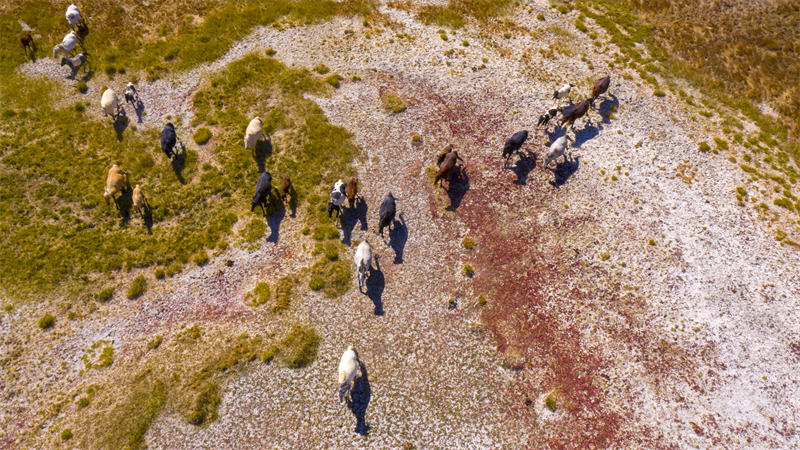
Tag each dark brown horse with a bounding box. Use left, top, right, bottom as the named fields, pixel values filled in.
left=434, top=145, right=464, bottom=187
left=346, top=177, right=358, bottom=208
left=21, top=31, right=34, bottom=56
left=279, top=175, right=293, bottom=205
left=591, top=76, right=611, bottom=103
left=558, top=99, right=590, bottom=129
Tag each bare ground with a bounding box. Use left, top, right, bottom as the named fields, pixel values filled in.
left=3, top=1, right=800, bottom=448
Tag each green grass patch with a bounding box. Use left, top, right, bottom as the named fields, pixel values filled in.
left=324, top=73, right=341, bottom=88
left=381, top=92, right=407, bottom=113
left=246, top=282, right=271, bottom=306
left=96, top=287, right=114, bottom=302
left=272, top=274, right=296, bottom=313
left=192, top=251, right=209, bottom=266
left=309, top=246, right=351, bottom=297
left=277, top=324, right=320, bottom=368
left=462, top=236, right=475, bottom=249
left=187, top=381, right=220, bottom=426
left=39, top=313, right=55, bottom=330
left=0, top=9, right=365, bottom=302
left=463, top=264, right=475, bottom=277
left=193, top=127, right=212, bottom=145
left=126, top=276, right=147, bottom=300
left=82, top=340, right=114, bottom=370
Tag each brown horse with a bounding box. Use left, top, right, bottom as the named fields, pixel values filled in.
left=21, top=31, right=34, bottom=56
left=435, top=145, right=464, bottom=187
left=591, top=75, right=611, bottom=103
left=279, top=175, right=293, bottom=205
left=345, top=177, right=358, bottom=208
left=558, top=99, right=590, bottom=129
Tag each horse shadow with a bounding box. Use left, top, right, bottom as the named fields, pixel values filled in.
left=388, top=213, right=407, bottom=264
left=348, top=361, right=371, bottom=436
left=444, top=166, right=469, bottom=211
left=342, top=197, right=368, bottom=245
left=365, top=257, right=384, bottom=316
left=596, top=94, right=620, bottom=124
left=112, top=111, right=129, bottom=141
left=133, top=99, right=145, bottom=124
left=170, top=143, right=187, bottom=184
left=78, top=69, right=94, bottom=83
left=572, top=123, right=600, bottom=148
left=142, top=204, right=153, bottom=234
left=253, top=139, right=272, bottom=173
left=511, top=151, right=537, bottom=185
left=549, top=154, right=580, bottom=188
left=114, top=187, right=133, bottom=226
left=266, top=197, right=285, bottom=243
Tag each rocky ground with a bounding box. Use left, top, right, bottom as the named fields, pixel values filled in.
left=3, top=1, right=800, bottom=448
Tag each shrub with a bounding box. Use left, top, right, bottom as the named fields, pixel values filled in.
left=313, top=64, right=330, bottom=74
left=39, top=313, right=55, bottom=330
left=462, top=237, right=475, bottom=249
left=463, top=264, right=475, bottom=277
left=96, top=287, right=114, bottom=302
left=648, top=239, right=656, bottom=246
left=714, top=137, right=729, bottom=150
left=193, top=127, right=212, bottom=145
left=653, top=89, right=666, bottom=97
left=246, top=282, right=271, bottom=306
left=154, top=268, right=166, bottom=279
left=698, top=142, right=711, bottom=152
left=545, top=393, right=557, bottom=411
left=537, top=13, right=545, bottom=21
left=77, top=81, right=88, bottom=93
left=265, top=48, right=277, bottom=56
left=61, top=429, right=73, bottom=441
left=381, top=93, right=407, bottom=113
left=127, top=276, right=147, bottom=299
left=477, top=294, right=487, bottom=306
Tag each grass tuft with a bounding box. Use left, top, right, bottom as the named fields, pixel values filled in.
left=277, top=324, right=320, bottom=368
left=246, top=282, right=271, bottom=306
left=39, top=313, right=55, bottom=330
left=193, top=127, right=212, bottom=145
left=381, top=93, right=407, bottom=113
left=126, top=276, right=147, bottom=300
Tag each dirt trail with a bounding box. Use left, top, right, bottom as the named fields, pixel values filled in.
left=5, top=1, right=800, bottom=447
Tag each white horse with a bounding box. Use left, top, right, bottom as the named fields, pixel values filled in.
left=53, top=31, right=78, bottom=59
left=337, top=346, right=361, bottom=403
left=353, top=241, right=373, bottom=292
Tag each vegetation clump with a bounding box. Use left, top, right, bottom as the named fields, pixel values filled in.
left=463, top=264, right=475, bottom=277
left=277, top=324, right=320, bottom=368
left=273, top=275, right=296, bottom=313
left=39, top=313, right=55, bottom=330
left=462, top=236, right=476, bottom=249
left=96, top=287, right=114, bottom=302
left=193, top=127, right=212, bottom=145
left=246, top=282, right=271, bottom=306
left=127, top=276, right=147, bottom=299
left=381, top=93, right=407, bottom=113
